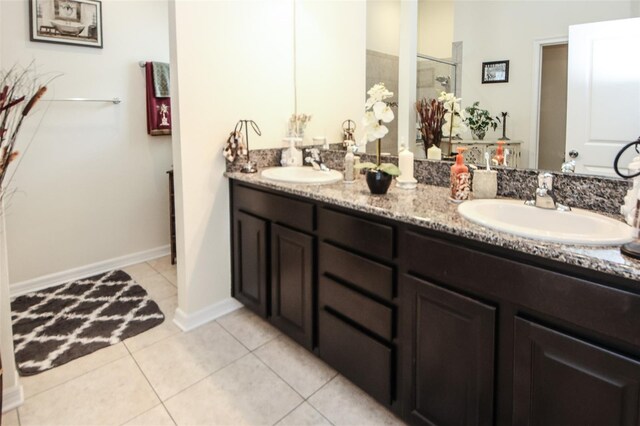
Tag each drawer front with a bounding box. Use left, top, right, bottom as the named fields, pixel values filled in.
left=233, top=183, right=314, bottom=232
left=320, top=276, right=394, bottom=341
left=320, top=242, right=394, bottom=300
left=405, top=230, right=640, bottom=348
left=318, top=309, right=393, bottom=405
left=318, top=208, right=394, bottom=260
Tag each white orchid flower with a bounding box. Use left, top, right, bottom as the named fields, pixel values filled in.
left=362, top=110, right=377, bottom=127
left=365, top=122, right=389, bottom=142
left=373, top=101, right=394, bottom=123
left=442, top=112, right=467, bottom=137
left=367, top=83, right=393, bottom=103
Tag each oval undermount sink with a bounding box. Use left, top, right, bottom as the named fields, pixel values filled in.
left=261, top=166, right=343, bottom=185
left=458, top=199, right=634, bottom=245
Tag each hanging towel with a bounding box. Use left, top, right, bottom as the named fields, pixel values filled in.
left=152, top=62, right=170, bottom=98
left=145, top=62, right=172, bottom=136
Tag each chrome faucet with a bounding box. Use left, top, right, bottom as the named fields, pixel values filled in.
left=525, top=173, right=571, bottom=211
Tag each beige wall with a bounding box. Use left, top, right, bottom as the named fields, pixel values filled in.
left=1, top=0, right=172, bottom=285
left=169, top=0, right=366, bottom=321
left=418, top=0, right=454, bottom=58
left=367, top=0, right=401, bottom=56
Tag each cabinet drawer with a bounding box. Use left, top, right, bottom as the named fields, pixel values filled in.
left=319, top=208, right=394, bottom=260
left=319, top=242, right=394, bottom=300
left=233, top=184, right=314, bottom=232
left=318, top=309, right=393, bottom=405
left=319, top=276, right=394, bottom=341
left=405, top=230, right=640, bottom=348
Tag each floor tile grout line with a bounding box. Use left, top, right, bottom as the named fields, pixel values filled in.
left=18, top=345, right=131, bottom=401
left=304, top=375, right=340, bottom=425
left=214, top=315, right=278, bottom=354
left=161, top=351, right=255, bottom=405
left=252, top=346, right=308, bottom=401
left=270, top=399, right=306, bottom=426
left=123, top=343, right=179, bottom=426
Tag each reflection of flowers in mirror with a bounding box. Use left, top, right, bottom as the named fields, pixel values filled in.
left=438, top=91, right=466, bottom=139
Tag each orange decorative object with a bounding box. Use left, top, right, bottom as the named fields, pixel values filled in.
left=493, top=141, right=505, bottom=166
left=450, top=147, right=470, bottom=202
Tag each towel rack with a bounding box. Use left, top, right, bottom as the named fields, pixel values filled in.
left=47, top=97, right=122, bottom=104
left=139, top=61, right=147, bottom=68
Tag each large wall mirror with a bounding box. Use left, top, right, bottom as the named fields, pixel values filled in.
left=372, top=0, right=639, bottom=176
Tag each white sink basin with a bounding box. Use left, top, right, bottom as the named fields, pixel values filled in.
left=261, top=167, right=343, bottom=185
left=458, top=199, right=634, bottom=245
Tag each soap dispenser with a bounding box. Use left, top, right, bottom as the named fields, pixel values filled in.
left=450, top=147, right=470, bottom=203
left=344, top=145, right=356, bottom=183
left=281, top=137, right=303, bottom=167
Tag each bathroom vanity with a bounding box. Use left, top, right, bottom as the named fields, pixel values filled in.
left=228, top=174, right=640, bottom=425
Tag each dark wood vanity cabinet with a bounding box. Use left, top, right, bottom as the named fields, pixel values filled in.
left=231, top=182, right=315, bottom=348
left=270, top=224, right=314, bottom=349
left=229, top=179, right=640, bottom=426
left=400, top=274, right=496, bottom=425
left=513, top=318, right=640, bottom=425
left=317, top=207, right=398, bottom=407
left=232, top=210, right=269, bottom=317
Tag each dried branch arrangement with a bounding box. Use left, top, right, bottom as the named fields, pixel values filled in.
left=415, top=98, right=445, bottom=149
left=0, top=65, right=48, bottom=194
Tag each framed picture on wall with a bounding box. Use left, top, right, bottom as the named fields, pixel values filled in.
left=29, top=0, right=103, bottom=48
left=482, top=60, right=509, bottom=84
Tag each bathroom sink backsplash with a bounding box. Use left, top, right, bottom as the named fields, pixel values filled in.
left=225, top=148, right=630, bottom=217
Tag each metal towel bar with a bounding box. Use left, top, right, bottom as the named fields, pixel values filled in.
left=48, top=98, right=122, bottom=104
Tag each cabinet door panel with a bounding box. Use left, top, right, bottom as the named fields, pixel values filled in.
left=401, top=274, right=496, bottom=426
left=271, top=224, right=314, bottom=349
left=513, top=318, right=640, bottom=426
left=233, top=211, right=268, bottom=317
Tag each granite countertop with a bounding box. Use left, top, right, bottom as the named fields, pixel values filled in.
left=225, top=171, right=640, bottom=283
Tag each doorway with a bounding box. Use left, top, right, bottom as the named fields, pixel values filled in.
left=537, top=43, right=568, bottom=171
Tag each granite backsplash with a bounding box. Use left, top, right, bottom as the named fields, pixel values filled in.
left=225, top=147, right=631, bottom=217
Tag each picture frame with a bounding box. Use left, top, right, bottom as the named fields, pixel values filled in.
left=29, top=0, right=103, bottom=49
left=482, top=60, right=509, bottom=84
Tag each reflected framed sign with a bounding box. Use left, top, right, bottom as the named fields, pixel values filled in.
left=482, top=60, right=509, bottom=84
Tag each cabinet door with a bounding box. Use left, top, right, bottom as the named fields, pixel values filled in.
left=513, top=318, right=640, bottom=426
left=270, top=224, right=314, bottom=349
left=401, top=274, right=496, bottom=426
left=233, top=211, right=268, bottom=317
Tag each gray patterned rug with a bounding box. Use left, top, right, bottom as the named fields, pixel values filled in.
left=11, top=270, right=165, bottom=376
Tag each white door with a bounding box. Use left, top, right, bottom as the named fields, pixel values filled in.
left=566, top=17, right=640, bottom=176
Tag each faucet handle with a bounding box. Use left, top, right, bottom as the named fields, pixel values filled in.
left=538, top=173, right=553, bottom=190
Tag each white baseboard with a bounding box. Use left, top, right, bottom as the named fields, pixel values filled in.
left=10, top=245, right=171, bottom=298
left=2, top=378, right=24, bottom=413
left=173, top=297, right=243, bottom=332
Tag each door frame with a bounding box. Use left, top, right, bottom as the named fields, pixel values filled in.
left=529, top=36, right=568, bottom=170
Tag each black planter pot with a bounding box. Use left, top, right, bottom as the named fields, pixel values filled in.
left=366, top=170, right=393, bottom=195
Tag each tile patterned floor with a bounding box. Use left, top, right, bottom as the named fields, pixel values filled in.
left=2, top=257, right=405, bottom=426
